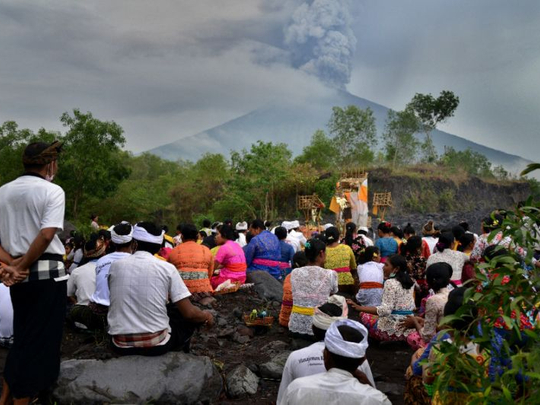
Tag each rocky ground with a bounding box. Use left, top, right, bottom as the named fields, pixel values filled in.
left=0, top=274, right=412, bottom=404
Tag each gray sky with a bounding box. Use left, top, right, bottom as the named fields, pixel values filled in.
left=1, top=0, right=539, bottom=161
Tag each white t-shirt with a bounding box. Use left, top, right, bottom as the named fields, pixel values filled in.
left=287, top=230, right=307, bottom=253
left=0, top=175, right=65, bottom=257
left=0, top=284, right=13, bottom=339
left=107, top=251, right=191, bottom=336
left=90, top=251, right=131, bottom=307
left=277, top=341, right=375, bottom=404
left=236, top=232, right=247, bottom=247
left=282, top=368, right=391, bottom=405
left=69, top=249, right=84, bottom=273
left=67, top=261, right=97, bottom=306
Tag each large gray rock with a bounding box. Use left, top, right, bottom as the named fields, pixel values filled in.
left=226, top=364, right=259, bottom=398
left=246, top=271, right=283, bottom=302
left=53, top=352, right=222, bottom=404
left=259, top=351, right=292, bottom=379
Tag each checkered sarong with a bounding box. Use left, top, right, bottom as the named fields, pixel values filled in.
left=112, top=329, right=168, bottom=348
left=25, top=255, right=66, bottom=282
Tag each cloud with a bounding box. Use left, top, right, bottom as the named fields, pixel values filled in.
left=284, top=0, right=357, bottom=88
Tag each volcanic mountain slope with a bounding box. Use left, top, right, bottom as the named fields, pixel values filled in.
left=148, top=89, right=531, bottom=173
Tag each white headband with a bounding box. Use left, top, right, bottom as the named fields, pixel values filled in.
left=324, top=319, right=369, bottom=359
left=111, top=222, right=133, bottom=244
left=132, top=224, right=164, bottom=245
left=312, top=295, right=348, bottom=330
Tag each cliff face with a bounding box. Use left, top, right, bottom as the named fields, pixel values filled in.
left=366, top=168, right=531, bottom=234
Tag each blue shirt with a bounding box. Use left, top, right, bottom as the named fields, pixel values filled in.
left=375, top=237, right=398, bottom=258
left=245, top=230, right=282, bottom=280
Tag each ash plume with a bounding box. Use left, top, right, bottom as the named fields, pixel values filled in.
left=284, top=0, right=357, bottom=89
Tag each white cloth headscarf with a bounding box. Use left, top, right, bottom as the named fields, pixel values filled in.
left=312, top=295, right=348, bottom=330
left=111, top=222, right=133, bottom=244
left=132, top=224, right=164, bottom=245
left=324, top=319, right=369, bottom=359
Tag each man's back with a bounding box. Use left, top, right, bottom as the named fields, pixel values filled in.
left=283, top=368, right=390, bottom=405
left=107, top=251, right=191, bottom=336
left=0, top=175, right=65, bottom=257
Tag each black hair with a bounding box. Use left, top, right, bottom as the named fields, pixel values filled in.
left=223, top=219, right=233, bottom=227
left=84, top=239, right=97, bottom=255
left=312, top=303, right=343, bottom=341
left=391, top=226, right=404, bottom=239
left=181, top=224, right=198, bottom=241
left=202, top=219, right=211, bottom=228
left=275, top=226, right=288, bottom=240
left=98, top=229, right=111, bottom=241
left=201, top=234, right=217, bottom=249
left=483, top=245, right=509, bottom=262
left=459, top=221, right=470, bottom=232
left=292, top=251, right=308, bottom=269
left=304, top=238, right=326, bottom=263
left=251, top=219, right=265, bottom=231
left=264, top=220, right=272, bottom=229
left=344, top=222, right=356, bottom=247
left=357, top=227, right=368, bottom=236
left=313, top=232, right=327, bottom=243
left=458, top=233, right=475, bottom=252
left=452, top=225, right=466, bottom=241
left=112, top=223, right=133, bottom=249
left=219, top=224, right=236, bottom=241
left=324, top=226, right=340, bottom=244
left=134, top=222, right=162, bottom=255
left=90, top=213, right=98, bottom=221
left=387, top=254, right=414, bottom=289
left=426, top=262, right=452, bottom=292
left=436, top=232, right=454, bottom=252
left=403, top=223, right=415, bottom=237
left=483, top=213, right=504, bottom=233
left=360, top=246, right=380, bottom=264
left=22, top=142, right=52, bottom=170
left=199, top=230, right=207, bottom=238
left=378, top=221, right=391, bottom=234
left=400, top=235, right=422, bottom=256
left=245, top=232, right=254, bottom=244
left=443, top=287, right=477, bottom=332
left=162, top=225, right=169, bottom=234
left=326, top=325, right=365, bottom=372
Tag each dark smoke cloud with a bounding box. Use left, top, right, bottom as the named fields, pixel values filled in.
left=284, top=0, right=356, bottom=88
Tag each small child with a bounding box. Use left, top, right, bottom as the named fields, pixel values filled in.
left=355, top=246, right=384, bottom=306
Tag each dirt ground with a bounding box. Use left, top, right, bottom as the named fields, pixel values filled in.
left=0, top=288, right=413, bottom=404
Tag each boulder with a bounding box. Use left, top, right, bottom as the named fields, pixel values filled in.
left=226, top=364, right=259, bottom=398
left=259, top=351, right=291, bottom=379
left=246, top=271, right=283, bottom=302
left=53, top=352, right=222, bottom=404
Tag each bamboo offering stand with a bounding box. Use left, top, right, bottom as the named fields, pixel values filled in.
left=297, top=194, right=325, bottom=229
left=372, top=192, right=392, bottom=222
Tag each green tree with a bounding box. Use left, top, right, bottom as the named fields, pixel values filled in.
left=57, top=110, right=130, bottom=220
left=439, top=147, right=493, bottom=177
left=214, top=141, right=292, bottom=220
left=295, top=129, right=339, bottom=171
left=328, top=105, right=377, bottom=168
left=407, top=90, right=459, bottom=163
left=382, top=109, right=420, bottom=168
left=0, top=122, right=58, bottom=186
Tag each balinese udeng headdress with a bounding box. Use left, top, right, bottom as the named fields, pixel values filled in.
left=324, top=319, right=369, bottom=359
left=22, top=141, right=63, bottom=165
left=132, top=223, right=164, bottom=245
left=111, top=222, right=133, bottom=244
left=312, top=295, right=348, bottom=330
left=83, top=239, right=107, bottom=258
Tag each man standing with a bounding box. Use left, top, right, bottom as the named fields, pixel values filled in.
left=0, top=141, right=67, bottom=404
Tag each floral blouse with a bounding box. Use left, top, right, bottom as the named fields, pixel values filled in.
left=340, top=235, right=367, bottom=264
left=376, top=278, right=416, bottom=337
left=420, top=288, right=449, bottom=342
left=426, top=249, right=468, bottom=281
left=470, top=232, right=526, bottom=262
